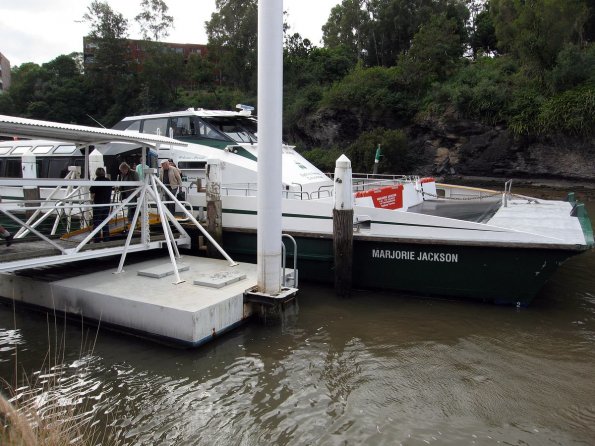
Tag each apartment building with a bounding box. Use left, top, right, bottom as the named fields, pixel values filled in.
left=83, top=37, right=207, bottom=69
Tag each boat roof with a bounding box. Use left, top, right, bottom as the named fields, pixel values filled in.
left=0, top=114, right=187, bottom=148
left=119, top=108, right=254, bottom=122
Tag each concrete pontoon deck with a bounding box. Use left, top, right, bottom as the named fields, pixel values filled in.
left=0, top=255, right=270, bottom=347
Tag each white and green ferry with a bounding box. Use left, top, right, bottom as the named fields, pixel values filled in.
left=0, top=109, right=592, bottom=305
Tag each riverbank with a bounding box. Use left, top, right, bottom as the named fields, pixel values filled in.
left=441, top=175, right=595, bottom=193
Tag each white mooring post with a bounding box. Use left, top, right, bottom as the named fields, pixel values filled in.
left=333, top=155, right=354, bottom=296
left=21, top=149, right=39, bottom=217
left=257, top=0, right=283, bottom=295
left=88, top=148, right=104, bottom=180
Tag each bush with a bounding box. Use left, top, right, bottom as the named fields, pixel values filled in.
left=321, top=64, right=404, bottom=121
left=547, top=43, right=595, bottom=93
left=538, top=86, right=595, bottom=137
left=430, top=56, right=518, bottom=124
left=301, top=147, right=343, bottom=172
left=346, top=128, right=411, bottom=173
left=179, top=88, right=255, bottom=111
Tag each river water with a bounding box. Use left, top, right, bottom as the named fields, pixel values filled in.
left=1, top=187, right=594, bottom=445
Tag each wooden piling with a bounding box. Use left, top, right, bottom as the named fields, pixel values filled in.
left=333, top=154, right=354, bottom=297
left=333, top=208, right=353, bottom=296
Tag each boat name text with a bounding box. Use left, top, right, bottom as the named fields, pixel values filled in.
left=372, top=249, right=458, bottom=263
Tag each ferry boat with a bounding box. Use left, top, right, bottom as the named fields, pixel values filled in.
left=0, top=110, right=592, bottom=305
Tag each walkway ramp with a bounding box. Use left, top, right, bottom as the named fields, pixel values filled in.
left=0, top=233, right=190, bottom=273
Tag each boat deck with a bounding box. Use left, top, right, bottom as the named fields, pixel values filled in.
left=487, top=198, right=586, bottom=245
left=408, top=198, right=501, bottom=223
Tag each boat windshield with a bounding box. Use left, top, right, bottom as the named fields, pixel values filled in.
left=201, top=116, right=258, bottom=144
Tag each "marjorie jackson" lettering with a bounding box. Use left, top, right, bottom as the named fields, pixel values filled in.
left=372, top=249, right=458, bottom=263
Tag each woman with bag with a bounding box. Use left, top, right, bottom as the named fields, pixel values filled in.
left=159, top=160, right=182, bottom=214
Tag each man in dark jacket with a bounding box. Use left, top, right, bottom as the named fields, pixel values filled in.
left=89, top=167, right=112, bottom=242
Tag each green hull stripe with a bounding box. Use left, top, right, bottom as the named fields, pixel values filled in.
left=575, top=203, right=594, bottom=246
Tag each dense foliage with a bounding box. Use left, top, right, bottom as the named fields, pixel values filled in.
left=0, top=0, right=593, bottom=173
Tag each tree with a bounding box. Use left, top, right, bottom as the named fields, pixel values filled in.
left=185, top=53, right=215, bottom=90
left=322, top=0, right=371, bottom=62
left=3, top=56, right=87, bottom=123
left=135, top=0, right=174, bottom=41
left=490, top=0, right=590, bottom=75
left=40, top=55, right=87, bottom=123
left=398, top=14, right=466, bottom=88
left=82, top=1, right=136, bottom=125
left=469, top=7, right=497, bottom=57
left=284, top=33, right=356, bottom=88
left=137, top=43, right=186, bottom=112
left=205, top=0, right=258, bottom=91
left=323, top=0, right=471, bottom=67
left=83, top=0, right=129, bottom=41
left=4, top=63, right=44, bottom=116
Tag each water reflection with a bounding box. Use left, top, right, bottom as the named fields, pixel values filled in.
left=0, top=189, right=594, bottom=445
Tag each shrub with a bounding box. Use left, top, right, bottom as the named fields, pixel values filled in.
left=346, top=128, right=410, bottom=174
left=301, top=147, right=344, bottom=172
left=538, top=86, right=595, bottom=137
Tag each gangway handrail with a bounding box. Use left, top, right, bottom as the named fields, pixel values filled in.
left=281, top=234, right=298, bottom=288
left=0, top=173, right=236, bottom=276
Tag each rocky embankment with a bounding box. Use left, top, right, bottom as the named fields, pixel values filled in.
left=292, top=110, right=594, bottom=188
left=410, top=117, right=595, bottom=187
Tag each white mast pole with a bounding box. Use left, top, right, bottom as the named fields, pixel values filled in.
left=257, top=0, right=283, bottom=294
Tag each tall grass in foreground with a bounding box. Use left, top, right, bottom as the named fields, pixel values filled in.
left=0, top=308, right=115, bottom=445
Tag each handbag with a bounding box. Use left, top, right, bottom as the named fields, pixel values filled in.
left=176, top=188, right=186, bottom=201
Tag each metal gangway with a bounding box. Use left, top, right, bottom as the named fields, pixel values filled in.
left=0, top=171, right=236, bottom=283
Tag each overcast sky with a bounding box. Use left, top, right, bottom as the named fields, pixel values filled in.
left=0, top=0, right=340, bottom=67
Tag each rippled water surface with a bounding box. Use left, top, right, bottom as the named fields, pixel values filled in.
left=1, top=188, right=594, bottom=445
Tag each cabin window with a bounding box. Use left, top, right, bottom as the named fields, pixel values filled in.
left=48, top=158, right=76, bottom=178
left=0, top=146, right=12, bottom=155
left=73, top=158, right=86, bottom=178
left=178, top=161, right=206, bottom=169
left=170, top=117, right=193, bottom=137
left=54, top=145, right=76, bottom=154
left=195, top=119, right=226, bottom=140
left=123, top=120, right=141, bottom=132
left=36, top=159, right=45, bottom=177
left=201, top=116, right=257, bottom=143
left=12, top=146, right=32, bottom=154
left=142, top=118, right=168, bottom=136
left=33, top=145, right=53, bottom=154
left=5, top=159, right=22, bottom=178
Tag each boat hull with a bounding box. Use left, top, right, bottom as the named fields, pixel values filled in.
left=220, top=229, right=578, bottom=306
